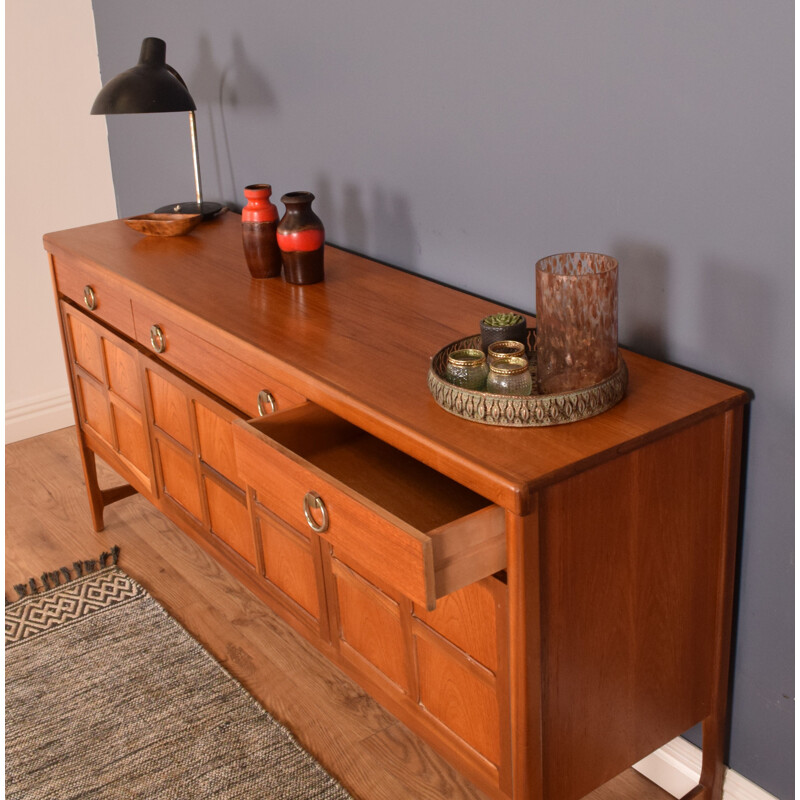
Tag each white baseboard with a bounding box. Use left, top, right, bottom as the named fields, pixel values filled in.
left=5, top=390, right=75, bottom=444
left=634, top=737, right=778, bottom=800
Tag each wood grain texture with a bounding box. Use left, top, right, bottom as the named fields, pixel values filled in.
left=109, top=401, right=151, bottom=478
left=52, top=253, right=136, bottom=337
left=5, top=428, right=675, bottom=800
left=257, top=508, right=322, bottom=621
left=103, top=337, right=141, bottom=410
left=42, top=218, right=746, bottom=800
left=331, top=556, right=412, bottom=694
left=233, top=407, right=503, bottom=610
left=131, top=292, right=307, bottom=418
left=506, top=507, right=545, bottom=799
left=66, top=309, right=104, bottom=381
left=76, top=374, right=113, bottom=443
left=203, top=475, right=255, bottom=566
left=430, top=506, right=507, bottom=599
left=123, top=212, right=202, bottom=237
left=416, top=633, right=502, bottom=765
left=147, top=367, right=194, bottom=449
left=156, top=436, right=204, bottom=521
left=44, top=216, right=748, bottom=514
left=538, top=415, right=730, bottom=800
left=317, top=536, right=511, bottom=796
left=698, top=406, right=745, bottom=800
left=413, top=578, right=501, bottom=673
left=195, top=401, right=241, bottom=481
left=61, top=302, right=155, bottom=497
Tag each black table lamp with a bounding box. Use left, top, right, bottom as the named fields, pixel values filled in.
left=91, top=37, right=222, bottom=219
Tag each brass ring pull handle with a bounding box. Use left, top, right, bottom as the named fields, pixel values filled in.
left=257, top=390, right=276, bottom=416
left=150, top=324, right=166, bottom=354
left=83, top=285, right=97, bottom=311
left=303, top=491, right=329, bottom=533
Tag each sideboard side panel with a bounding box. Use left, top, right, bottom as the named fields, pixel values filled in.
left=539, top=414, right=728, bottom=800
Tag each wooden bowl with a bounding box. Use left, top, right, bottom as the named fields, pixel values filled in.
left=124, top=213, right=203, bottom=237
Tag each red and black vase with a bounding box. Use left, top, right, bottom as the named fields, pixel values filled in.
left=276, top=191, right=325, bottom=285
left=242, top=184, right=282, bottom=278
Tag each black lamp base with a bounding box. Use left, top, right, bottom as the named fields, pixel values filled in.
left=155, top=201, right=224, bottom=221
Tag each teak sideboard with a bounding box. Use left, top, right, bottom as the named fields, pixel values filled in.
left=44, top=214, right=747, bottom=800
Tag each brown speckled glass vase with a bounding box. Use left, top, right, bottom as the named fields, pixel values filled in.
left=241, top=184, right=281, bottom=278
left=535, top=252, right=618, bottom=394
left=277, top=191, right=325, bottom=285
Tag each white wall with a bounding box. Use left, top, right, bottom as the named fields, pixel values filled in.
left=5, top=0, right=117, bottom=443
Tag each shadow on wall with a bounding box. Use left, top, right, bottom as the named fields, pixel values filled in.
left=180, top=35, right=419, bottom=267
left=342, top=182, right=368, bottom=253
left=613, top=239, right=670, bottom=362
left=188, top=33, right=278, bottom=209
left=700, top=256, right=778, bottom=393
left=315, top=174, right=418, bottom=271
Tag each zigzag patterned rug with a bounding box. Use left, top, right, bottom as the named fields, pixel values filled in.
left=5, top=551, right=352, bottom=800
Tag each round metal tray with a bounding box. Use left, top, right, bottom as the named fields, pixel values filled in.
left=428, top=330, right=628, bottom=427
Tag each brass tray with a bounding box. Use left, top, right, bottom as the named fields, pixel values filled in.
left=427, top=330, right=628, bottom=427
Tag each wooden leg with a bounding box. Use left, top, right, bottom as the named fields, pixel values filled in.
left=75, top=432, right=106, bottom=532
left=74, top=430, right=138, bottom=532
left=680, top=407, right=743, bottom=800
left=54, top=268, right=109, bottom=534
left=675, top=717, right=725, bottom=800
left=699, top=716, right=726, bottom=800
left=52, top=262, right=141, bottom=537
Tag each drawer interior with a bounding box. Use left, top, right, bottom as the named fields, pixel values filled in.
left=248, top=404, right=491, bottom=533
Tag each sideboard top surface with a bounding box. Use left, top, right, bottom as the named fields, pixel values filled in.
left=44, top=215, right=747, bottom=512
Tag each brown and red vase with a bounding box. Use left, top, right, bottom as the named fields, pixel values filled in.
left=276, top=191, right=325, bottom=285
left=242, top=184, right=281, bottom=278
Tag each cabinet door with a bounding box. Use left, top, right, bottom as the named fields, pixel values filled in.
left=61, top=302, right=154, bottom=495
left=328, top=553, right=414, bottom=695
left=250, top=504, right=329, bottom=641
left=233, top=401, right=511, bottom=791
left=324, top=541, right=511, bottom=791
left=412, top=580, right=509, bottom=776
left=142, top=357, right=257, bottom=569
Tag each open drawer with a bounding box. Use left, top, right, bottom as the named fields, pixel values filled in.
left=231, top=404, right=506, bottom=610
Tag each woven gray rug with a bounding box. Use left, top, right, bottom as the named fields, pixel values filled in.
left=5, top=553, right=353, bottom=800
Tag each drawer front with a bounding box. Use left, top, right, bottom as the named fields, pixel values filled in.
left=236, top=423, right=434, bottom=608
left=131, top=297, right=306, bottom=418
left=232, top=407, right=506, bottom=610
left=52, top=255, right=135, bottom=338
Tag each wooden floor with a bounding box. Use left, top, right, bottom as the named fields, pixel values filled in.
left=6, top=427, right=676, bottom=800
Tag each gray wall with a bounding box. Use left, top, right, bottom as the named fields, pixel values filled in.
left=90, top=3, right=793, bottom=796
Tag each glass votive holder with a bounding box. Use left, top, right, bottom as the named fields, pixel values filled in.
left=487, top=340, right=527, bottom=365
left=445, top=349, right=488, bottom=390
left=535, top=252, right=618, bottom=394
left=486, top=356, right=533, bottom=396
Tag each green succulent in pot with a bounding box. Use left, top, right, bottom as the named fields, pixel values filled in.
left=482, top=313, right=525, bottom=328
left=479, top=312, right=528, bottom=354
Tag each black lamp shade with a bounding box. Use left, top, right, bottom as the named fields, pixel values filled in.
left=90, top=37, right=221, bottom=219
left=91, top=37, right=196, bottom=115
